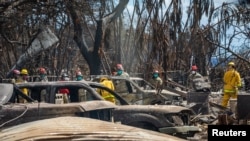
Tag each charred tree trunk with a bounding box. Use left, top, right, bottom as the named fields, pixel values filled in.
left=67, top=0, right=129, bottom=75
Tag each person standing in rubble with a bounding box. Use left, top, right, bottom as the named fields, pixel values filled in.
left=36, top=67, right=48, bottom=82
left=114, top=64, right=132, bottom=93
left=187, top=65, right=203, bottom=91
left=97, top=76, right=116, bottom=104
left=150, top=70, right=163, bottom=94
left=116, top=64, right=129, bottom=78
left=19, top=68, right=29, bottom=94
left=17, top=68, right=29, bottom=103
left=75, top=70, right=86, bottom=101
left=58, top=73, right=70, bottom=103
left=11, top=69, right=22, bottom=83
left=221, top=62, right=241, bottom=108
left=20, top=68, right=29, bottom=82
left=75, top=71, right=84, bottom=81
left=34, top=67, right=49, bottom=102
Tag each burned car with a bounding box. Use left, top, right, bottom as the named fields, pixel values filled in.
left=0, top=83, right=116, bottom=128
left=90, top=75, right=183, bottom=105
left=15, top=81, right=201, bottom=138
left=0, top=116, right=187, bottom=141
left=88, top=81, right=201, bottom=138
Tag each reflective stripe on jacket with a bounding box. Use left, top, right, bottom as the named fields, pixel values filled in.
left=102, top=94, right=115, bottom=99
left=223, top=89, right=237, bottom=93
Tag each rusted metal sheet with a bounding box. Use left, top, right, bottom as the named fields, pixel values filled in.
left=0, top=117, right=187, bottom=141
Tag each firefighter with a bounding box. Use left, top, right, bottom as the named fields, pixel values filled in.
left=34, top=67, right=48, bottom=102
left=221, top=62, right=241, bottom=108
left=115, top=64, right=132, bottom=93
left=20, top=68, right=29, bottom=82
left=75, top=71, right=84, bottom=81
left=116, top=64, right=129, bottom=78
left=97, top=76, right=116, bottom=104
left=11, top=69, right=21, bottom=83
left=75, top=70, right=86, bottom=101
left=151, top=70, right=163, bottom=94
left=36, top=67, right=48, bottom=82
left=18, top=68, right=29, bottom=102
left=187, top=65, right=203, bottom=91
left=61, top=73, right=70, bottom=81
left=58, top=73, right=70, bottom=103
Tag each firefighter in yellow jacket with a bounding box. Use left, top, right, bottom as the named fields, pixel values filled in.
left=15, top=68, right=29, bottom=103
left=221, top=62, right=241, bottom=107
left=97, top=76, right=116, bottom=104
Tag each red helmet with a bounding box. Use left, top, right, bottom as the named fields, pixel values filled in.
left=191, top=65, right=198, bottom=71
left=39, top=67, right=46, bottom=74
left=154, top=70, right=159, bottom=73
left=13, top=69, right=20, bottom=75
left=116, top=64, right=124, bottom=70
left=76, top=71, right=82, bottom=76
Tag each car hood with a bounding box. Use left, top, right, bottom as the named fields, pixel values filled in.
left=0, top=83, right=13, bottom=105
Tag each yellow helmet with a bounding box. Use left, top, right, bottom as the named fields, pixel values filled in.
left=228, top=62, right=235, bottom=66
left=20, top=69, right=28, bottom=75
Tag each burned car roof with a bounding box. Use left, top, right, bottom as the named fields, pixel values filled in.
left=16, top=80, right=95, bottom=88
left=0, top=116, right=187, bottom=141
left=15, top=81, right=105, bottom=103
